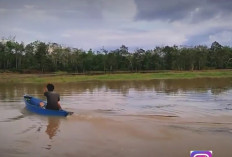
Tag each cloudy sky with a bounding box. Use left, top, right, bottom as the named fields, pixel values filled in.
left=0, top=0, right=232, bottom=51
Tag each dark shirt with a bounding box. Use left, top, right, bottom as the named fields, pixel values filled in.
left=44, top=91, right=60, bottom=110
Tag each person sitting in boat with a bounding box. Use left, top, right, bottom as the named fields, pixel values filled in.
left=40, top=83, right=62, bottom=110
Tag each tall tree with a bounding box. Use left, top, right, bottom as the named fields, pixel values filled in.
left=34, top=41, right=49, bottom=72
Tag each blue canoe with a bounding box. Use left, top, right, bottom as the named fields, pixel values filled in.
left=24, top=95, right=72, bottom=117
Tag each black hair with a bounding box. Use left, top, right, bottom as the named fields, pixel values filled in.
left=47, top=83, right=54, bottom=91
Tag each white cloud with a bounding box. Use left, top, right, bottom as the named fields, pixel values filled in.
left=11, top=27, right=48, bottom=40
left=61, top=33, right=71, bottom=38
left=60, top=27, right=187, bottom=51
left=101, top=0, right=136, bottom=22
left=0, top=8, right=7, bottom=13
left=208, top=31, right=232, bottom=46
left=0, top=0, right=232, bottom=50
left=170, top=11, right=232, bottom=45
left=24, top=5, right=35, bottom=9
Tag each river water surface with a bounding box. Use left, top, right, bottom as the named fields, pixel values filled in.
left=1, top=78, right=232, bottom=157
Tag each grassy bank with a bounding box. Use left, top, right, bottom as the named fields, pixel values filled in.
left=1, top=70, right=232, bottom=83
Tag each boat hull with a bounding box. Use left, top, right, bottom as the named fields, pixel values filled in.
left=24, top=95, right=69, bottom=117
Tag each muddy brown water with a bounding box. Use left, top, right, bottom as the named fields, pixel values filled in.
left=1, top=78, right=232, bottom=157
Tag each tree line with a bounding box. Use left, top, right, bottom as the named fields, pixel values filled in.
left=1, top=38, right=232, bottom=73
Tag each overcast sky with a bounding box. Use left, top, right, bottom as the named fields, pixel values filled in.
left=1, top=0, right=232, bottom=51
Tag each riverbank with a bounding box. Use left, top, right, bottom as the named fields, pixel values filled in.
left=1, top=70, right=232, bottom=83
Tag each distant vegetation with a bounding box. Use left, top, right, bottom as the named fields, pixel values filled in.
left=1, top=37, right=232, bottom=73
left=1, top=71, right=232, bottom=83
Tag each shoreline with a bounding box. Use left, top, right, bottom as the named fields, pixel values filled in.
left=1, top=70, right=232, bottom=83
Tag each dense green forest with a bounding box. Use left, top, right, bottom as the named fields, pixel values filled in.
left=1, top=38, right=232, bottom=73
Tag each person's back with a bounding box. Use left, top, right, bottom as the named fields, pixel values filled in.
left=40, top=83, right=62, bottom=110
left=44, top=91, right=60, bottom=110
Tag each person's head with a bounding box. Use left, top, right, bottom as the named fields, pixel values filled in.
left=47, top=83, right=54, bottom=91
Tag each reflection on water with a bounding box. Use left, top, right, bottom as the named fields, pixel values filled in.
left=46, top=117, right=60, bottom=140
left=0, top=78, right=232, bottom=100
left=1, top=78, right=232, bottom=157
left=0, top=78, right=232, bottom=118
